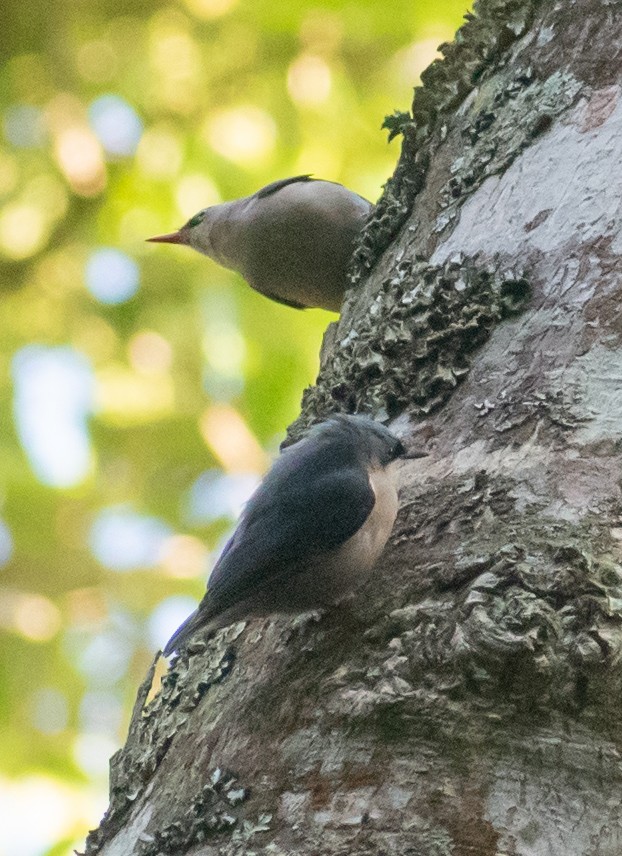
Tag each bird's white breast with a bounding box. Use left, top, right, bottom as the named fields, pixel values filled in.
left=322, top=461, right=399, bottom=600
left=348, top=463, right=399, bottom=568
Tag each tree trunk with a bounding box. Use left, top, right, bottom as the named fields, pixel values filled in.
left=85, top=1, right=622, bottom=853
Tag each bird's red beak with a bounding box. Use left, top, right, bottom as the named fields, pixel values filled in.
left=146, top=230, right=188, bottom=245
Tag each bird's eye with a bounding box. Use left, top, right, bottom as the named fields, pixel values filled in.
left=186, top=211, right=205, bottom=228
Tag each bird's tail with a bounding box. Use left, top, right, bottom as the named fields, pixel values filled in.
left=163, top=605, right=214, bottom=656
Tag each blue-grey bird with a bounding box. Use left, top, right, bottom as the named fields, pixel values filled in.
left=163, top=415, right=425, bottom=655
left=147, top=175, right=372, bottom=312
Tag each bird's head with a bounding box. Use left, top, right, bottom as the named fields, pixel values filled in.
left=147, top=207, right=215, bottom=257
left=309, top=414, right=427, bottom=469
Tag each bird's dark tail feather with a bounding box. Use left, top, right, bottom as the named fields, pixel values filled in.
left=163, top=606, right=213, bottom=656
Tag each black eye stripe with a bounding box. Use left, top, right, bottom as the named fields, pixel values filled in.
left=186, top=211, right=205, bottom=228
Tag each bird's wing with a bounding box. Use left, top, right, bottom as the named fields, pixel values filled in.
left=262, top=290, right=307, bottom=309
left=206, top=457, right=375, bottom=614
left=255, top=175, right=314, bottom=199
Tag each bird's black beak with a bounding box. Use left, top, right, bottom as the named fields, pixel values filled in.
left=401, top=449, right=429, bottom=460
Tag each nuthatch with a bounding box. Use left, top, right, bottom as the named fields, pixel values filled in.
left=163, top=415, right=426, bottom=655
left=148, top=176, right=372, bottom=312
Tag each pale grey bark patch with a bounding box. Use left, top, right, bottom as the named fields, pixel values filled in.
left=433, top=68, right=582, bottom=236
left=485, top=742, right=622, bottom=856
left=432, top=88, right=622, bottom=262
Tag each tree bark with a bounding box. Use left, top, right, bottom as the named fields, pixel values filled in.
left=85, top=1, right=622, bottom=853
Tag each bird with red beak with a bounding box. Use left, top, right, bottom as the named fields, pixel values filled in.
left=148, top=175, right=372, bottom=312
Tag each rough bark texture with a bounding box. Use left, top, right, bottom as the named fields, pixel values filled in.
left=86, top=1, right=622, bottom=853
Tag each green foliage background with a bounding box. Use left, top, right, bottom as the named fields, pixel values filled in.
left=0, top=1, right=467, bottom=853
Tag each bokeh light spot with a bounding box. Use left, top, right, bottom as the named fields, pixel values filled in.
left=149, top=20, right=202, bottom=113
left=73, top=315, right=119, bottom=363
left=206, top=106, right=276, bottom=166
left=128, top=331, right=173, bottom=375
left=147, top=595, right=199, bottom=650
left=29, top=688, right=69, bottom=735
left=54, top=125, right=106, bottom=196
left=25, top=173, right=69, bottom=221
left=393, top=37, right=445, bottom=87
left=73, top=733, right=119, bottom=778
left=6, top=53, right=51, bottom=101
left=0, top=520, right=14, bottom=566
left=85, top=248, right=140, bottom=304
left=200, top=290, right=244, bottom=399
left=300, top=9, right=343, bottom=53
left=176, top=173, right=221, bottom=218
left=200, top=404, right=269, bottom=473
left=287, top=55, right=332, bottom=106
left=136, top=125, right=183, bottom=178
left=14, top=595, right=62, bottom=642
left=159, top=534, right=211, bottom=578
left=119, top=205, right=162, bottom=243
left=0, top=202, right=48, bottom=260
left=203, top=323, right=245, bottom=376
left=182, top=0, right=238, bottom=20
left=95, top=365, right=174, bottom=423
left=3, top=104, right=45, bottom=148
left=89, top=506, right=172, bottom=571
left=88, top=95, right=143, bottom=156
left=12, top=346, right=94, bottom=488
left=0, top=590, right=62, bottom=642
left=150, top=25, right=198, bottom=80
left=202, top=315, right=245, bottom=400
left=75, top=630, right=133, bottom=686
left=184, top=470, right=260, bottom=525
left=65, top=587, right=109, bottom=631
left=79, top=691, right=124, bottom=737
left=0, top=776, right=92, bottom=856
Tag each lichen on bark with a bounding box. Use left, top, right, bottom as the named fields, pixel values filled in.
left=84, top=624, right=245, bottom=855
left=288, top=258, right=530, bottom=442
left=352, top=0, right=543, bottom=282
left=434, top=67, right=581, bottom=234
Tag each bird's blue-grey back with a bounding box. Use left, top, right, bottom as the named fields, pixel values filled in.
left=163, top=415, right=402, bottom=654
left=206, top=424, right=376, bottom=614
